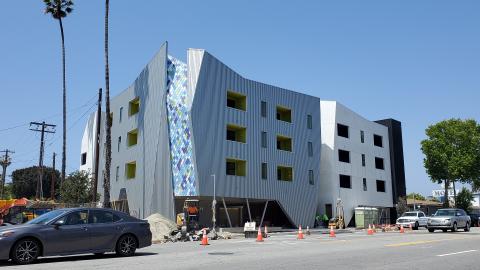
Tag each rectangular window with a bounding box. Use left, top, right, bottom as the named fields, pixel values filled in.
left=339, top=174, right=351, bottom=189
left=226, top=91, right=247, bottom=111
left=277, top=166, right=293, bottom=181
left=226, top=158, right=246, bottom=176
left=337, top=124, right=349, bottom=138
left=375, top=157, right=385, bottom=170
left=119, top=107, right=123, bottom=123
left=226, top=124, right=247, bottom=143
left=117, top=136, right=121, bottom=152
left=363, top=178, right=367, bottom=191
left=376, top=180, right=386, bottom=192
left=129, top=97, right=140, bottom=116
left=276, top=106, right=292, bottom=123
left=307, top=115, right=313, bottom=129
left=276, top=135, right=292, bottom=152
left=338, top=149, right=350, bottom=163
left=261, top=131, right=267, bottom=148
left=127, top=129, right=138, bottom=147
left=261, top=162, right=267, bottom=180
left=261, top=101, right=267, bottom=117
left=360, top=130, right=365, bottom=143
left=308, top=142, right=313, bottom=157
left=362, top=154, right=366, bottom=167
left=374, top=134, right=383, bottom=147
left=125, top=161, right=136, bottom=179
left=81, top=153, right=87, bottom=165
left=308, top=170, right=314, bottom=185
left=115, top=166, right=119, bottom=182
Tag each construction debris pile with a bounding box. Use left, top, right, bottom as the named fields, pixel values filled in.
left=145, top=213, right=179, bottom=243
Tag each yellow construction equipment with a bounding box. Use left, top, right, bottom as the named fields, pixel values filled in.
left=328, top=199, right=345, bottom=229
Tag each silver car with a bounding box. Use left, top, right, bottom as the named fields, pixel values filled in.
left=396, top=211, right=428, bottom=230
left=427, top=208, right=471, bottom=233
left=0, top=208, right=152, bottom=265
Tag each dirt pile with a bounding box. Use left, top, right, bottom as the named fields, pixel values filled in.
left=145, top=213, right=178, bottom=243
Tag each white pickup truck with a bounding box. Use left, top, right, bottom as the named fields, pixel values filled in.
left=396, top=211, right=428, bottom=230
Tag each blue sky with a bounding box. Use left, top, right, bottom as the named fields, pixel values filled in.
left=1, top=1, right=479, bottom=197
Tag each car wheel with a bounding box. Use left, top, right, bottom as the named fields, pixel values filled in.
left=414, top=222, right=419, bottom=230
left=428, top=228, right=434, bottom=233
left=452, top=222, right=457, bottom=232
left=442, top=229, right=447, bottom=232
left=11, top=238, right=40, bottom=265
left=116, top=234, right=137, bottom=257
left=464, top=222, right=470, bottom=232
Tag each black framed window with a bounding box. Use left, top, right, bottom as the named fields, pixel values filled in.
left=375, top=157, right=385, bottom=170
left=261, top=163, right=267, bottom=179
left=374, top=134, right=383, bottom=147
left=307, top=115, right=312, bottom=129
left=337, top=124, right=349, bottom=138
left=376, top=180, right=386, bottom=192
left=338, top=149, right=350, bottom=163
left=308, top=142, right=313, bottom=157
left=363, top=178, right=367, bottom=191
left=362, top=154, right=366, bottom=167
left=339, top=174, right=351, bottom=189
left=261, top=131, right=267, bottom=148
left=261, top=101, right=267, bottom=117
left=308, top=170, right=314, bottom=185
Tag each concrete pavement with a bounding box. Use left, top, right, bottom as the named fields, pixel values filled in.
left=1, top=227, right=480, bottom=270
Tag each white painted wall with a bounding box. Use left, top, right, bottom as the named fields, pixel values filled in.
left=319, top=101, right=393, bottom=226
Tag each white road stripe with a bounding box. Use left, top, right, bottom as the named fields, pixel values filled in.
left=436, top=250, right=478, bottom=257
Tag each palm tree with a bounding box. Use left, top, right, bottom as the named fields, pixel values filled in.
left=43, top=0, right=73, bottom=191
left=103, top=0, right=112, bottom=208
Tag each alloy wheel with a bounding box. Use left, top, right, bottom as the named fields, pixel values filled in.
left=14, top=240, right=39, bottom=264
left=118, top=235, right=136, bottom=256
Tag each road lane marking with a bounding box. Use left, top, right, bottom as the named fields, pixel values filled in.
left=385, top=240, right=441, bottom=247
left=437, top=250, right=478, bottom=257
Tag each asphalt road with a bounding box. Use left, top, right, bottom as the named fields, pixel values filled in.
left=2, top=227, right=480, bottom=270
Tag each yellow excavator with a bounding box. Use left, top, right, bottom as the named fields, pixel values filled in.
left=328, top=199, right=345, bottom=229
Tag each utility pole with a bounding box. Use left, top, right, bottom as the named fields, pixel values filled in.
left=30, top=121, right=56, bottom=200
left=50, top=152, right=56, bottom=201
left=93, top=88, right=102, bottom=203
left=0, top=149, right=14, bottom=199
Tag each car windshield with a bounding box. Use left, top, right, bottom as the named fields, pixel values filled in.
left=26, top=209, right=69, bottom=225
left=435, top=210, right=456, bottom=216
left=402, top=213, right=417, bottom=217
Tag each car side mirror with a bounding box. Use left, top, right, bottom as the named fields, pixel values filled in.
left=53, top=219, right=65, bottom=228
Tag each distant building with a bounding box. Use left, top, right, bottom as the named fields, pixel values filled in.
left=80, top=42, right=406, bottom=227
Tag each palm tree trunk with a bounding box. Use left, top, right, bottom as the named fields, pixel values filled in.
left=103, top=0, right=112, bottom=208
left=59, top=17, right=67, bottom=192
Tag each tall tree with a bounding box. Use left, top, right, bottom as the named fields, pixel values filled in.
left=421, top=119, right=480, bottom=207
left=456, top=187, right=473, bottom=212
left=60, top=171, right=98, bottom=204
left=11, top=166, right=60, bottom=199
left=43, top=0, right=74, bottom=189
left=407, top=193, right=426, bottom=201
left=103, top=0, right=112, bottom=208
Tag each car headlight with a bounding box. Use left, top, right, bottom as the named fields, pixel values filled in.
left=443, top=219, right=450, bottom=224
left=0, top=231, right=14, bottom=238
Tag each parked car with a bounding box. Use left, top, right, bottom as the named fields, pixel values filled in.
left=396, top=211, right=428, bottom=230
left=468, top=213, right=480, bottom=227
left=0, top=208, right=152, bottom=265
left=427, top=208, right=471, bottom=233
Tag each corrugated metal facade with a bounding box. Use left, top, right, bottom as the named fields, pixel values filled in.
left=189, top=50, right=321, bottom=227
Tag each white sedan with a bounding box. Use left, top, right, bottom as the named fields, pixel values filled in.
left=396, top=211, right=428, bottom=230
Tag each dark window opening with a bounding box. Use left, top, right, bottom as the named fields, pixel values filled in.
left=226, top=91, right=247, bottom=111
left=338, top=149, right=350, bottom=163
left=337, top=124, right=349, bottom=138
left=375, top=157, right=385, bottom=170
left=261, top=163, right=267, bottom=180
left=339, top=174, right=351, bottom=189
left=376, top=180, right=386, bottom=192
left=363, top=178, right=367, bottom=191
left=374, top=134, right=383, bottom=147
left=81, top=153, right=87, bottom=165
left=362, top=154, right=366, bottom=167
left=307, top=115, right=313, bottom=129
left=276, top=106, right=292, bottom=123
left=261, top=131, right=267, bottom=148
left=360, top=130, right=365, bottom=143
left=308, top=170, right=314, bottom=185
left=277, top=166, right=293, bottom=181
left=308, top=142, right=313, bottom=157
left=276, top=135, right=292, bottom=152
left=261, top=101, right=267, bottom=117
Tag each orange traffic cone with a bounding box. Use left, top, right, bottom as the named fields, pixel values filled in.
left=297, top=225, right=304, bottom=239
left=200, top=229, right=210, bottom=246
left=329, top=226, right=336, bottom=237
left=306, top=226, right=311, bottom=236
left=256, top=227, right=264, bottom=242
left=400, top=225, right=405, bottom=233
left=264, top=225, right=268, bottom=238
left=367, top=224, right=374, bottom=235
